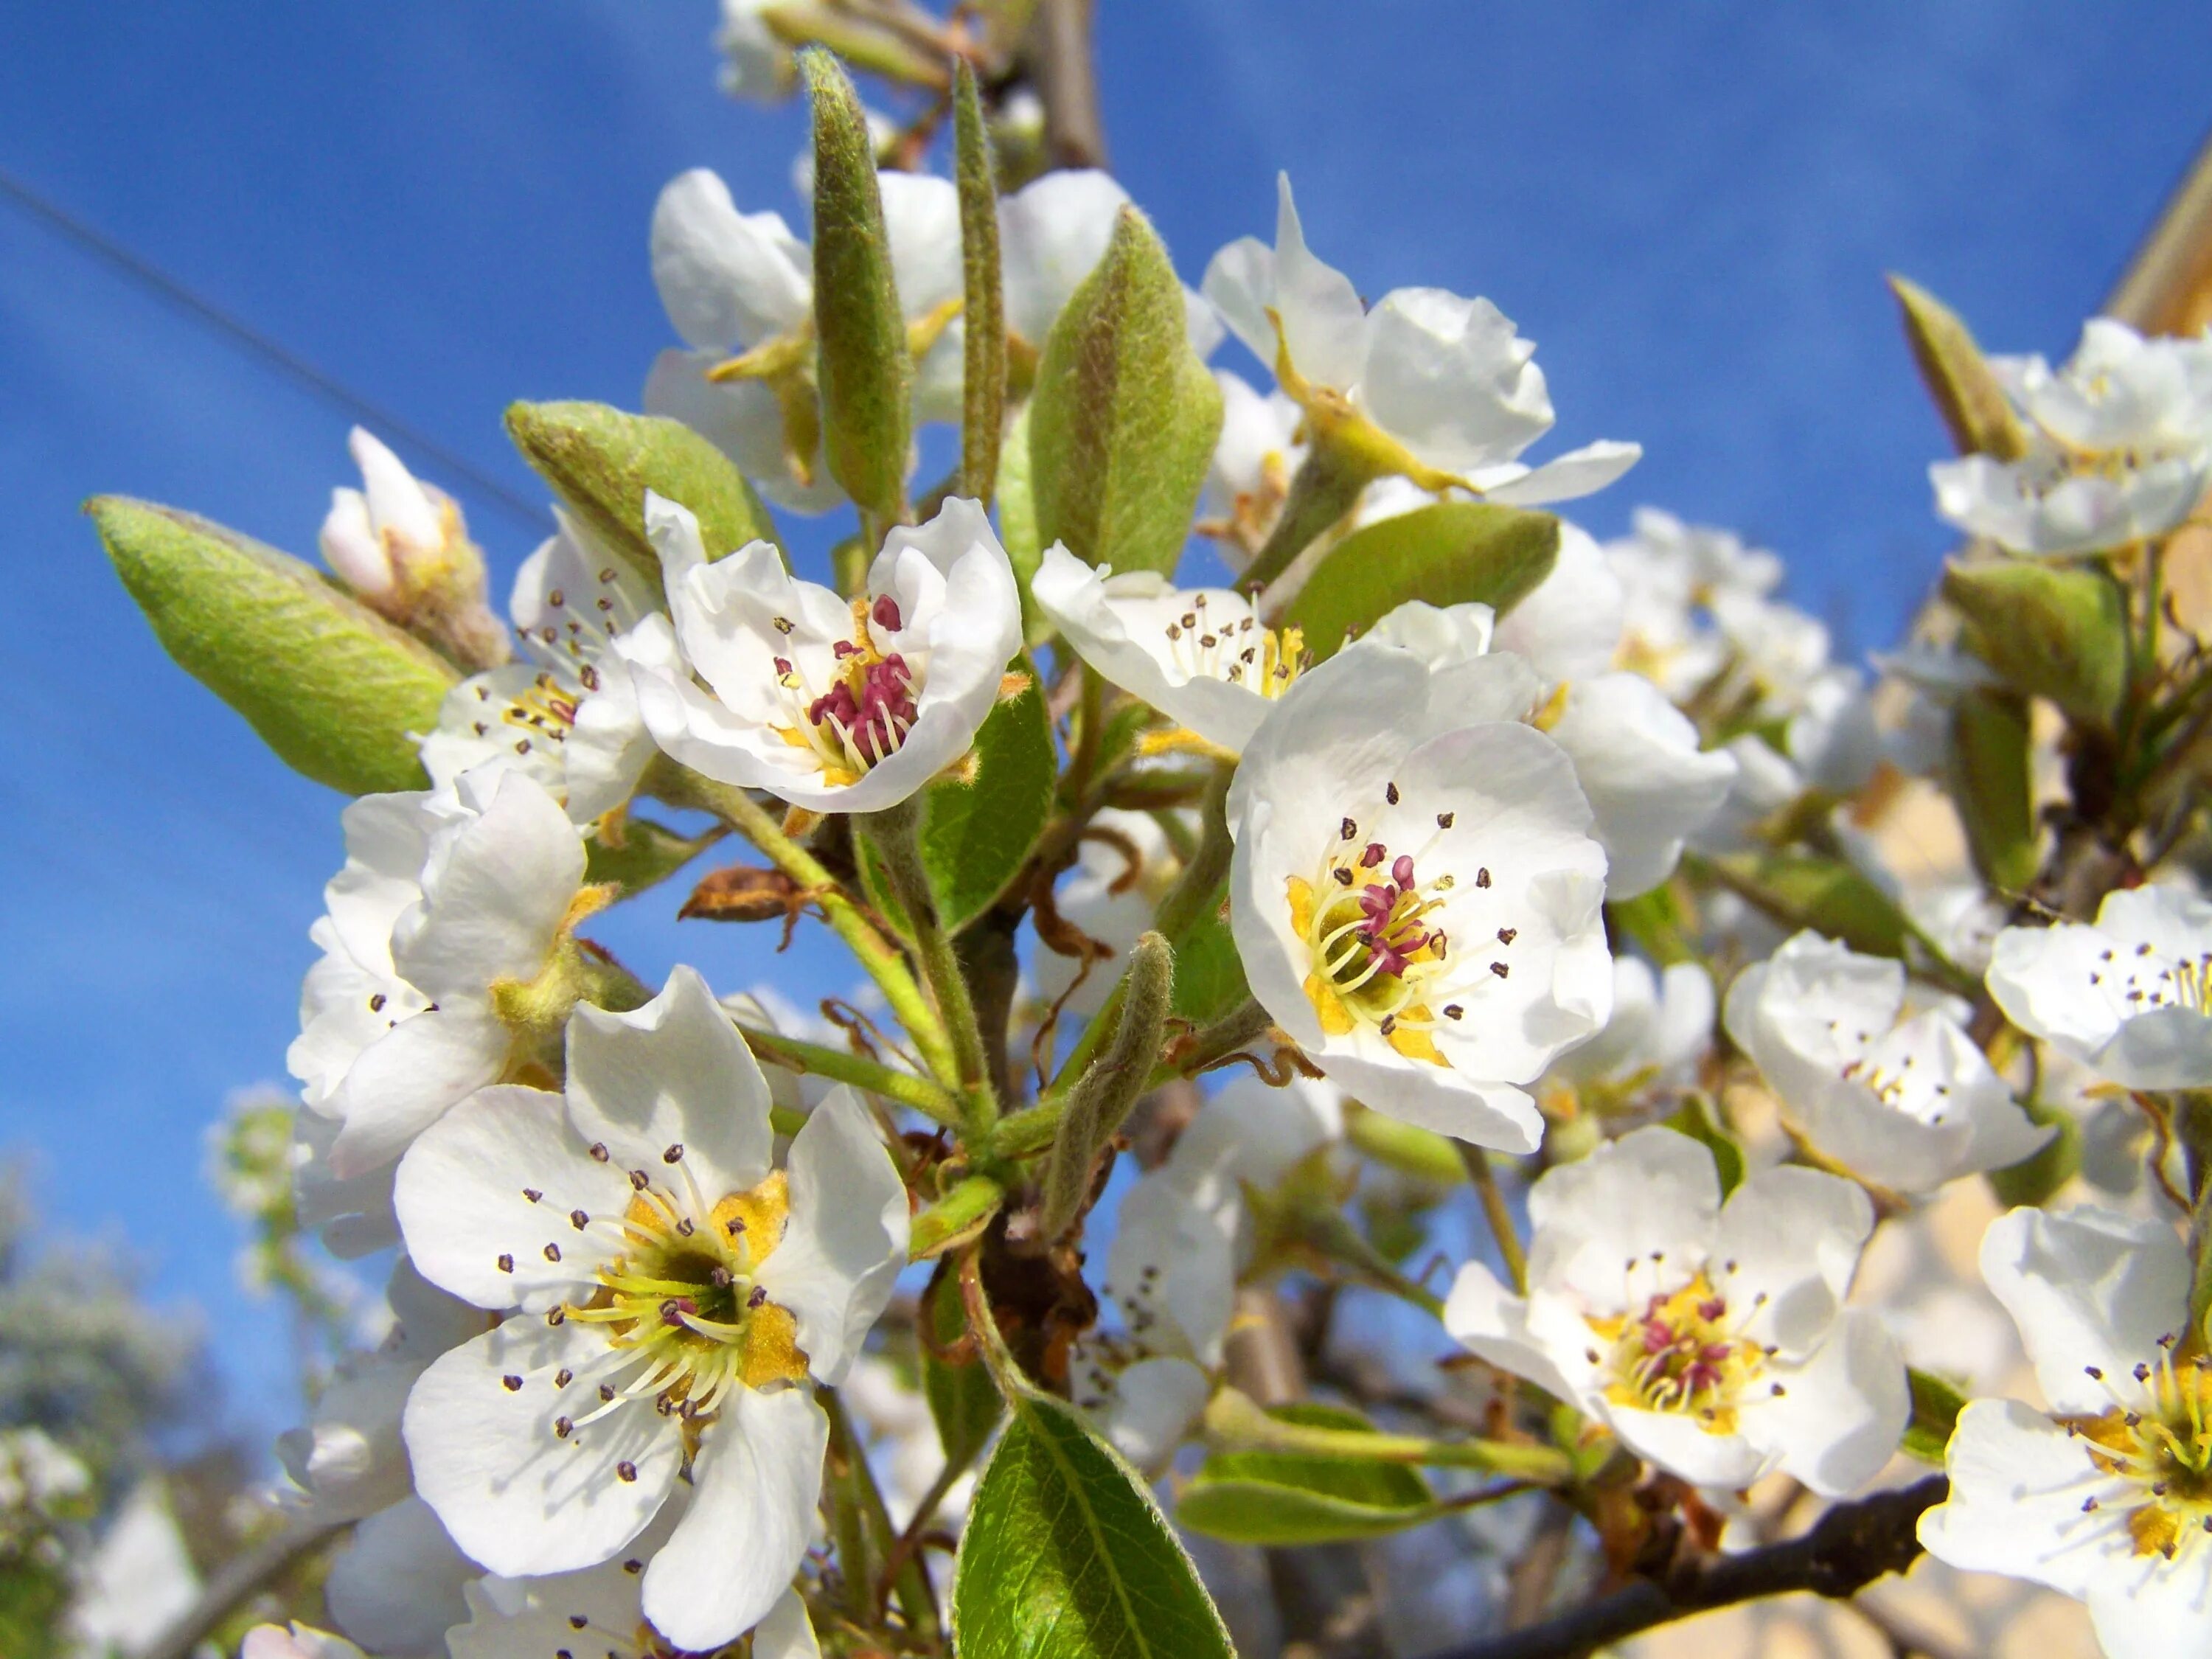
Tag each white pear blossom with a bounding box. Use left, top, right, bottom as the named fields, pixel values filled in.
left=1725, top=931, right=2049, bottom=1194
left=448, top=1508, right=819, bottom=1659
left=998, top=167, right=1222, bottom=358
left=714, top=0, right=796, bottom=104
left=289, top=768, right=592, bottom=1182
left=1919, top=1204, right=2212, bottom=1654
left=1031, top=546, right=1308, bottom=753
left=1931, top=319, right=2212, bottom=556
left=420, top=509, right=658, bottom=824
left=324, top=1495, right=479, bottom=1656
left=1034, top=807, right=1194, bottom=1019
left=319, top=427, right=508, bottom=669
left=1152, top=1074, right=1343, bottom=1267
left=628, top=493, right=1020, bottom=813
left=1541, top=956, right=1714, bottom=1114
left=1445, top=1126, right=1907, bottom=1495
left=1987, top=885, right=2212, bottom=1091
left=1071, top=1173, right=1234, bottom=1470
left=1228, top=640, right=1613, bottom=1151
left=1201, top=174, right=1638, bottom=504
left=396, top=967, right=907, bottom=1652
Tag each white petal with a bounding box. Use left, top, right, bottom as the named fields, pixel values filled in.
left=1709, top=1164, right=1871, bottom=1354
left=566, top=966, right=776, bottom=1203
left=1979, top=1204, right=2189, bottom=1415
left=752, top=1589, right=822, bottom=1659
left=324, top=1496, right=476, bottom=1656
left=1735, top=1309, right=1907, bottom=1498
left=349, top=427, right=442, bottom=551
left=1477, top=439, right=1644, bottom=506
left=644, top=348, right=842, bottom=513
left=394, top=1084, right=626, bottom=1312
left=1099, top=1357, right=1211, bottom=1472
left=1545, top=672, right=1735, bottom=899
left=319, top=487, right=393, bottom=597
left=641, top=1385, right=828, bottom=1651
left=1107, top=1176, right=1234, bottom=1366
left=1919, top=1397, right=2114, bottom=1599
left=405, top=1318, right=681, bottom=1577
left=1269, top=174, right=1369, bottom=393
left=1525, top=1125, right=1718, bottom=1314
left=754, top=1088, right=909, bottom=1387
left=1603, top=1404, right=1769, bottom=1491
left=394, top=770, right=585, bottom=1002
left=1198, top=234, right=1277, bottom=366
left=1360, top=288, right=1554, bottom=476
left=326, top=1009, right=511, bottom=1180
left=650, top=169, right=810, bottom=350
left=1489, top=521, right=1623, bottom=684
left=1442, top=1265, right=1587, bottom=1406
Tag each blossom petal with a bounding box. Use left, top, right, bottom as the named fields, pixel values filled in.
left=1525, top=1126, right=1719, bottom=1315
left=1603, top=1403, right=1769, bottom=1491
left=326, top=1009, right=511, bottom=1181
left=323, top=1497, right=475, bottom=1657
left=1709, top=1165, right=1871, bottom=1355
left=650, top=170, right=810, bottom=351
left=404, top=1317, right=681, bottom=1577
left=1978, top=1204, right=2189, bottom=1416
left=1442, top=1264, right=1586, bottom=1406
left=1199, top=234, right=1277, bottom=366
left=566, top=966, right=776, bottom=1203
left=1734, top=1309, right=1907, bottom=1498
left=641, top=1385, right=828, bottom=1651
left=754, top=1088, right=908, bottom=1388
left=1360, top=288, right=1554, bottom=476
left=392, top=770, right=584, bottom=1003
left=1099, top=1357, right=1211, bottom=1472
left=1476, top=439, right=1644, bottom=507
left=1545, top=672, right=1735, bottom=899
left=1270, top=174, right=1369, bottom=393
left=998, top=168, right=1129, bottom=347
left=1919, top=1397, right=2112, bottom=1600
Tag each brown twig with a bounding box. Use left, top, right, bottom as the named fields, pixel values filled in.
left=1018, top=0, right=1107, bottom=169
left=1414, top=1476, right=1948, bottom=1659
left=143, top=1515, right=343, bottom=1659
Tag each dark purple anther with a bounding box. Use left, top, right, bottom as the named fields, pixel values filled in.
left=872, top=594, right=903, bottom=632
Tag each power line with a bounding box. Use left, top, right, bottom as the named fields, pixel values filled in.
left=0, top=164, right=547, bottom=532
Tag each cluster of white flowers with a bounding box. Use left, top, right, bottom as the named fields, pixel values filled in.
left=97, top=31, right=2212, bottom=1659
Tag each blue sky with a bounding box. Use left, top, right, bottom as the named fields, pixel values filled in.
left=1, top=3, right=2207, bottom=1429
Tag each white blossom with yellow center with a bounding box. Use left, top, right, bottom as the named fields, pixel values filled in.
left=1447, top=1127, right=1907, bottom=1495
left=395, top=967, right=907, bottom=1654
left=1227, top=640, right=1613, bottom=1152
left=1921, top=1205, right=2212, bottom=1655
left=1988, top=885, right=2212, bottom=1091
left=1728, top=930, right=2051, bottom=1194
left=625, top=493, right=1020, bottom=814
left=421, top=508, right=658, bottom=824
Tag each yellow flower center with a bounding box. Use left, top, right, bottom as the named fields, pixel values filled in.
left=2066, top=1346, right=2212, bottom=1561
left=1587, top=1273, right=1769, bottom=1433
left=1288, top=833, right=1454, bottom=1066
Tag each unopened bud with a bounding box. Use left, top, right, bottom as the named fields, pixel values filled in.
left=319, top=428, right=511, bottom=673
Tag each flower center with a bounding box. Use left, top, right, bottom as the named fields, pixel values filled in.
left=1158, top=595, right=1306, bottom=700
left=465, top=669, right=581, bottom=765
left=557, top=1153, right=808, bottom=1438
left=2085, top=940, right=2212, bottom=1018
left=771, top=594, right=922, bottom=785
left=1591, top=1275, right=1767, bottom=1429
left=2066, top=1345, right=2212, bottom=1562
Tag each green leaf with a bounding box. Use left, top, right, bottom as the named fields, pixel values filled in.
left=956, top=63, right=1006, bottom=507
left=1166, top=899, right=1249, bottom=1026
left=583, top=816, right=723, bottom=898
left=1951, top=690, right=2038, bottom=894
left=91, top=496, right=456, bottom=795
left=953, top=1391, right=1236, bottom=1659
left=998, top=404, right=1052, bottom=647
left=805, top=51, right=912, bottom=521
left=1178, top=1403, right=1443, bottom=1545
left=1697, top=849, right=1913, bottom=959
left=1888, top=276, right=2027, bottom=462
left=1987, top=1093, right=2083, bottom=1209
left=923, top=1262, right=1004, bottom=1467
left=1030, top=206, right=1222, bottom=578
left=1284, top=502, right=1560, bottom=659
left=1900, top=1368, right=1969, bottom=1464
left=920, top=667, right=1057, bottom=931
left=504, top=401, right=778, bottom=591
left=1943, top=558, right=2129, bottom=732
left=1662, top=1096, right=1746, bottom=1198
left=1608, top=883, right=1696, bottom=967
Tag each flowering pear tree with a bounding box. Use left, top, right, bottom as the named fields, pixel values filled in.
left=83, top=9, right=2212, bottom=1659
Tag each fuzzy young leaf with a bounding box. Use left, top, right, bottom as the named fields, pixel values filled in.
left=805, top=51, right=912, bottom=521
left=1285, top=502, right=1560, bottom=658
left=923, top=667, right=1057, bottom=931
left=1944, top=558, right=2129, bottom=731
left=1030, top=206, right=1222, bottom=577
left=953, top=1390, right=1236, bottom=1659
left=582, top=816, right=723, bottom=899
left=956, top=63, right=1006, bottom=506
left=504, top=401, right=776, bottom=590
left=996, top=404, right=1053, bottom=645
left=1889, top=276, right=2028, bottom=462
left=1697, top=849, right=1913, bottom=959
left=1951, top=690, right=2039, bottom=894
left=1178, top=1402, right=1441, bottom=1546
left=1167, top=900, right=1248, bottom=1027
left=91, top=496, right=456, bottom=795
left=1900, top=1368, right=1969, bottom=1464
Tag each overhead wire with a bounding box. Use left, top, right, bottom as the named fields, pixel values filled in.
left=0, top=163, right=547, bottom=532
